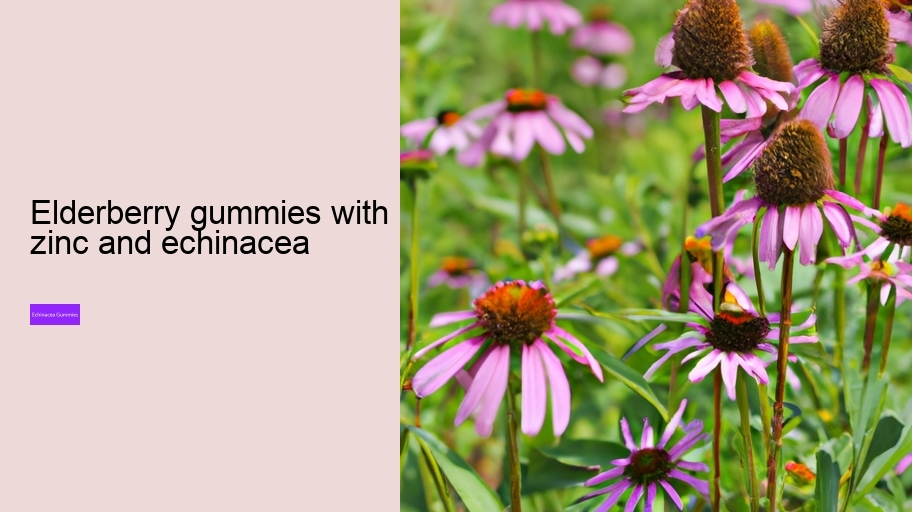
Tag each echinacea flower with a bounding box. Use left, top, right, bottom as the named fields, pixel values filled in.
left=490, top=0, right=582, bottom=35
left=644, top=264, right=818, bottom=399
left=427, top=256, right=490, bottom=295
left=411, top=280, right=603, bottom=437
left=575, top=399, right=709, bottom=511
left=400, top=149, right=436, bottom=181
left=624, top=0, right=794, bottom=115
left=571, top=6, right=634, bottom=55
left=400, top=111, right=482, bottom=155
left=554, top=235, right=640, bottom=282
left=458, top=89, right=593, bottom=167
left=696, top=120, right=867, bottom=269
left=693, top=20, right=798, bottom=180
left=571, top=57, right=627, bottom=89
left=795, top=0, right=912, bottom=147
left=847, top=202, right=912, bottom=260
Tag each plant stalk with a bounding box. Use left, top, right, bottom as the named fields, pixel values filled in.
left=861, top=282, right=881, bottom=375
left=853, top=107, right=870, bottom=196
left=880, top=287, right=897, bottom=377
left=838, top=138, right=848, bottom=189
left=700, top=106, right=725, bottom=310
left=737, top=374, right=760, bottom=512
left=517, top=162, right=528, bottom=239
left=767, top=247, right=795, bottom=509
left=538, top=147, right=562, bottom=221
left=873, top=135, right=887, bottom=210
left=507, top=381, right=523, bottom=512
left=407, top=179, right=420, bottom=353
left=712, top=369, right=722, bottom=512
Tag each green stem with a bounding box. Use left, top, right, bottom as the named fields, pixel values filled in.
left=838, top=138, right=848, bottom=190
left=767, top=247, right=795, bottom=510
left=531, top=30, right=542, bottom=88
left=873, top=135, right=887, bottom=210
left=880, top=287, right=897, bottom=377
left=507, top=381, right=523, bottom=512
left=853, top=107, right=870, bottom=196
left=538, top=147, right=562, bottom=222
left=700, top=105, right=725, bottom=311
left=834, top=265, right=846, bottom=376
left=407, top=179, right=420, bottom=353
left=861, top=282, right=881, bottom=375
left=752, top=209, right=767, bottom=316
left=419, top=439, right=458, bottom=512
left=517, top=162, right=528, bottom=239
left=737, top=374, right=760, bottom=512
left=712, top=369, right=722, bottom=512
left=758, top=383, right=772, bottom=454
left=701, top=103, right=725, bottom=512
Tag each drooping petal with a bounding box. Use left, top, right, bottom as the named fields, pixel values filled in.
left=550, top=326, right=604, bottom=381
left=719, top=80, right=747, bottom=113
left=586, top=466, right=626, bottom=486
left=512, top=112, right=536, bottom=161
left=760, top=206, right=782, bottom=269
left=644, top=483, right=658, bottom=512
left=870, top=79, right=912, bottom=148
left=688, top=350, right=725, bottom=383
left=668, top=469, right=710, bottom=497
left=429, top=310, right=476, bottom=328
left=412, top=337, right=487, bottom=397
left=822, top=202, right=856, bottom=248
left=720, top=353, right=740, bottom=400
left=655, top=32, right=675, bottom=67
left=413, top=322, right=481, bottom=359
left=794, top=59, right=826, bottom=89
left=798, top=205, right=824, bottom=265
left=659, top=398, right=689, bottom=448
left=660, top=480, right=684, bottom=510
left=539, top=343, right=572, bottom=435
left=624, top=484, right=644, bottom=512
left=782, top=205, right=802, bottom=250
left=832, top=74, right=865, bottom=139
left=455, top=344, right=509, bottom=433
left=530, top=111, right=566, bottom=155
left=521, top=342, right=548, bottom=436
left=798, top=74, right=840, bottom=129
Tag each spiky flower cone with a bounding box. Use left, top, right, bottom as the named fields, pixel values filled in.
left=748, top=20, right=794, bottom=84
left=672, top=0, right=753, bottom=82
left=753, top=120, right=834, bottom=206
left=819, top=0, right=892, bottom=74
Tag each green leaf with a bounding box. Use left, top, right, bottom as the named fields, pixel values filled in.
left=616, top=308, right=704, bottom=324
left=590, top=347, right=669, bottom=420
left=888, top=64, right=912, bottom=84
left=858, top=415, right=904, bottom=482
left=523, top=448, right=600, bottom=494
left=537, top=439, right=629, bottom=468
left=417, top=20, right=448, bottom=55
left=815, top=449, right=840, bottom=512
left=407, top=426, right=504, bottom=512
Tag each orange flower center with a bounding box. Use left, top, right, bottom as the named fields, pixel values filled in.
left=441, top=256, right=476, bottom=276
left=881, top=203, right=912, bottom=246
left=473, top=281, right=556, bottom=345
left=505, top=89, right=548, bottom=113
left=436, top=110, right=462, bottom=127
left=587, top=235, right=623, bottom=261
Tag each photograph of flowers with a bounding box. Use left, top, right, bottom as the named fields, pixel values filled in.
left=399, top=0, right=912, bottom=510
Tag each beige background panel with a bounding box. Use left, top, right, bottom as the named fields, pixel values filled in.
left=0, top=1, right=396, bottom=510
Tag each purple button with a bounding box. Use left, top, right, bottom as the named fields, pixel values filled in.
left=30, top=304, right=80, bottom=325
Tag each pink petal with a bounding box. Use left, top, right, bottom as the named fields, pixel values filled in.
left=530, top=112, right=566, bottom=155
left=412, top=337, right=486, bottom=397
left=832, top=74, right=865, bottom=139
left=798, top=75, right=840, bottom=130
left=522, top=342, right=548, bottom=436
left=871, top=79, right=912, bottom=148
left=572, top=56, right=602, bottom=86
left=798, top=205, right=824, bottom=265
left=794, top=59, right=825, bottom=89
left=688, top=350, right=725, bottom=383
left=550, top=326, right=604, bottom=381
left=429, top=310, right=476, bottom=328
left=782, top=205, right=802, bottom=250
left=719, top=80, right=747, bottom=113
left=539, top=343, right=572, bottom=436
